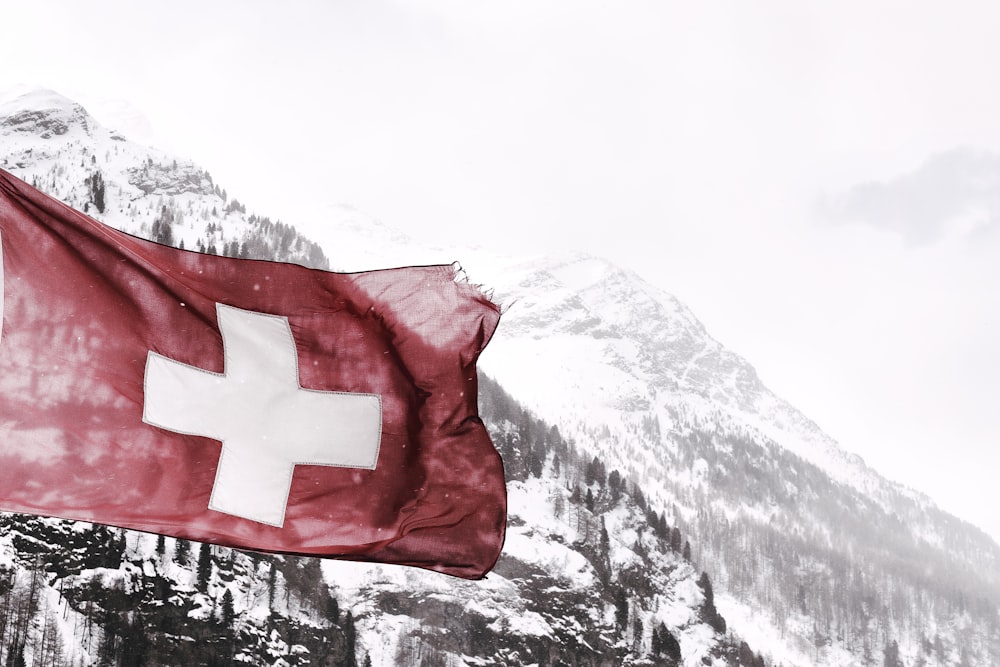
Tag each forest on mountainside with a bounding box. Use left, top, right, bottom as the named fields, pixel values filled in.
left=0, top=374, right=762, bottom=667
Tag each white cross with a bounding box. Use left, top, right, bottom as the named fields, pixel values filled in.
left=142, top=303, right=382, bottom=527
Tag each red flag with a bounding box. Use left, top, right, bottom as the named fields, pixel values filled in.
left=0, top=169, right=505, bottom=579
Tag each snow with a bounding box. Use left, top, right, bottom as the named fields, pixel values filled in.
left=492, top=610, right=553, bottom=638
left=4, top=86, right=990, bottom=667
left=0, top=87, right=89, bottom=118
left=716, top=594, right=814, bottom=667
left=503, top=529, right=596, bottom=589
left=44, top=583, right=95, bottom=667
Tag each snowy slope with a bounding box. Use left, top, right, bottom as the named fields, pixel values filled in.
left=0, top=87, right=750, bottom=667
left=1, top=88, right=326, bottom=269
left=274, top=153, right=1000, bottom=666
left=3, top=87, right=999, bottom=666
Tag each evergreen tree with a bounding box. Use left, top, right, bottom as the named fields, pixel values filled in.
left=151, top=205, right=174, bottom=246
left=656, top=513, right=668, bottom=540
left=670, top=526, right=682, bottom=552
left=884, top=640, right=904, bottom=667
left=585, top=456, right=606, bottom=487
left=267, top=561, right=277, bottom=609
left=527, top=445, right=543, bottom=478
left=698, top=572, right=726, bottom=634
left=662, top=626, right=682, bottom=664
left=651, top=623, right=682, bottom=664
left=608, top=469, right=623, bottom=501
left=197, top=543, right=212, bottom=592
left=614, top=587, right=629, bottom=629
left=342, top=611, right=358, bottom=667
left=175, top=538, right=191, bottom=565
left=8, top=643, right=25, bottom=667
left=326, top=594, right=340, bottom=624
left=221, top=588, right=235, bottom=630
left=596, top=518, right=612, bottom=583
left=633, top=485, right=646, bottom=509
left=120, top=614, right=149, bottom=667
left=85, top=171, right=106, bottom=213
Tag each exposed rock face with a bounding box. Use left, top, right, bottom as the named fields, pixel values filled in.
left=1, top=87, right=998, bottom=667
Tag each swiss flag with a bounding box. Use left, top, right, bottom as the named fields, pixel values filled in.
left=0, top=169, right=506, bottom=579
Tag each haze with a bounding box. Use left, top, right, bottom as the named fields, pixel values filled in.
left=2, top=1, right=999, bottom=542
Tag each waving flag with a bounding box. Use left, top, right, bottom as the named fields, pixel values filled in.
left=0, top=169, right=505, bottom=579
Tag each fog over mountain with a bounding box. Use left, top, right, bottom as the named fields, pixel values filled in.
left=0, top=89, right=998, bottom=666
left=4, top=0, right=1000, bottom=551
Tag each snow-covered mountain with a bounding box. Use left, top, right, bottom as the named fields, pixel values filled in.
left=480, top=254, right=1000, bottom=665
left=2, top=87, right=999, bottom=666
left=0, top=88, right=750, bottom=666
left=0, top=87, right=326, bottom=269
left=301, top=213, right=1000, bottom=665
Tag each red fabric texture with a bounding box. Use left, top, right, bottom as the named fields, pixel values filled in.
left=0, top=169, right=505, bottom=579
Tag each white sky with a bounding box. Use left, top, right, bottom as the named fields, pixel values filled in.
left=2, top=1, right=999, bottom=542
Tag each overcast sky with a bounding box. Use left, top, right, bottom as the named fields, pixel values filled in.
left=3, top=1, right=1000, bottom=541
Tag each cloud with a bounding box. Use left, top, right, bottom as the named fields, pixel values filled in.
left=819, top=148, right=1000, bottom=245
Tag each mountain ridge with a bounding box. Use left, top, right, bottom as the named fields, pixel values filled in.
left=298, top=160, right=1000, bottom=661
left=1, top=86, right=998, bottom=666
left=0, top=86, right=750, bottom=666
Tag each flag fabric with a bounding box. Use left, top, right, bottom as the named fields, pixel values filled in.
left=0, top=169, right=506, bottom=579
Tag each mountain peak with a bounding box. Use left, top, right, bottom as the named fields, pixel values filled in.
left=0, top=87, right=98, bottom=139
left=4, top=87, right=999, bottom=666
